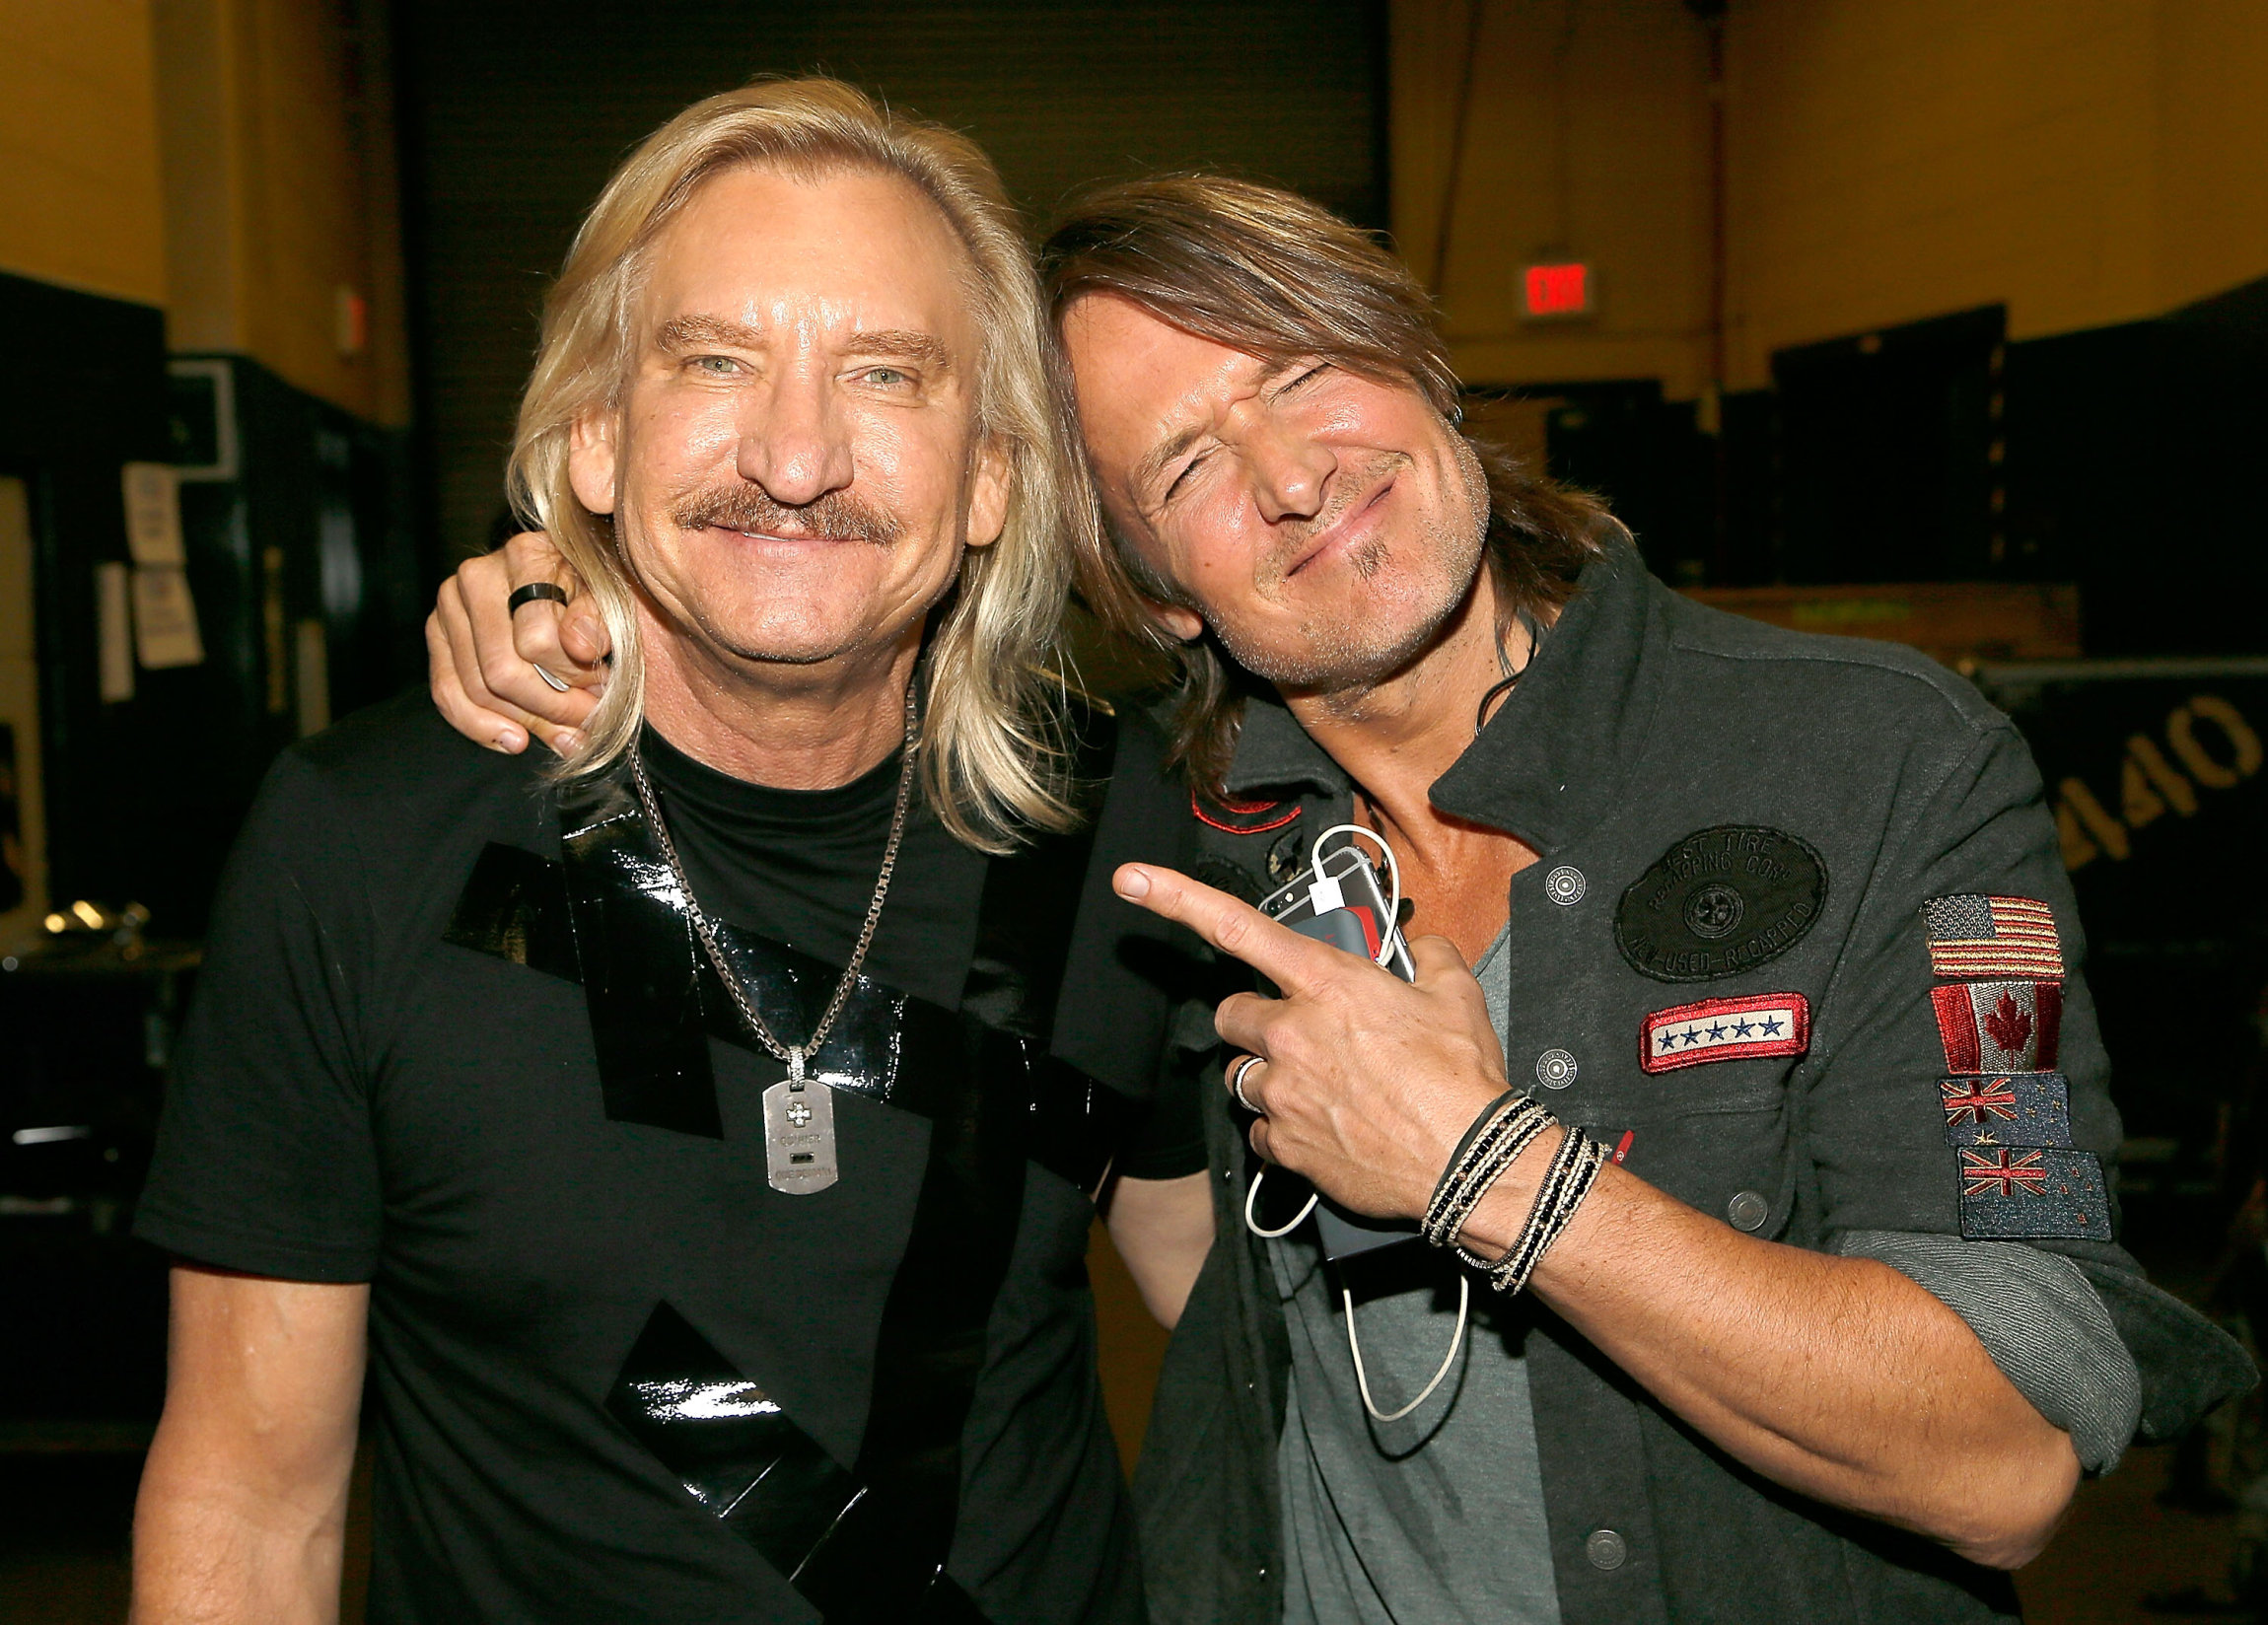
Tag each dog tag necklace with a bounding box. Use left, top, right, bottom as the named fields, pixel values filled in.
left=628, top=681, right=918, bottom=1195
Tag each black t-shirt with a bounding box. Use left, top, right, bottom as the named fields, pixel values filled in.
left=136, top=691, right=1203, bottom=1625
left=638, top=726, right=974, bottom=1011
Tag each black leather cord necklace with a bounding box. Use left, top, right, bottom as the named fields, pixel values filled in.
left=1473, top=612, right=1542, bottom=739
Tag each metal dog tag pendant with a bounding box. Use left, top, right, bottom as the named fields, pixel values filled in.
left=762, top=1078, right=838, bottom=1194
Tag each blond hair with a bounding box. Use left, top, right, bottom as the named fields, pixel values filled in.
left=509, top=77, right=1078, bottom=851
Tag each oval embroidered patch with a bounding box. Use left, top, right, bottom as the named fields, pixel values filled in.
left=1615, top=825, right=1827, bottom=982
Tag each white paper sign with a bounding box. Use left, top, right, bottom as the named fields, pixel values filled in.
left=131, top=566, right=206, bottom=670
left=121, top=462, right=185, bottom=567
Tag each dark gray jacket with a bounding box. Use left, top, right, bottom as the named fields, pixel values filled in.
left=1131, top=540, right=2253, bottom=1625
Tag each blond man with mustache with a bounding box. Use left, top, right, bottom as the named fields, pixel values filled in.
left=132, top=82, right=1215, bottom=1625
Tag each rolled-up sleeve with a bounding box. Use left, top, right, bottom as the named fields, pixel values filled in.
left=1836, top=1229, right=2140, bottom=1471
left=1805, top=715, right=2252, bottom=1451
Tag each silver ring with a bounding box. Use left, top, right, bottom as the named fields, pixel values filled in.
left=533, top=664, right=572, bottom=693
left=1228, top=1054, right=1266, bottom=1114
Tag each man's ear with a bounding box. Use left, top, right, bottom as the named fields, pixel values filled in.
left=568, top=409, right=619, bottom=517
left=964, top=434, right=1011, bottom=550
left=1145, top=599, right=1205, bottom=643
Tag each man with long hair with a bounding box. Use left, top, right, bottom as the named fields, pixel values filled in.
left=436, top=174, right=2248, bottom=1623
left=130, top=82, right=1215, bottom=1623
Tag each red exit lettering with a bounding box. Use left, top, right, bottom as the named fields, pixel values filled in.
left=1522, top=261, right=1591, bottom=318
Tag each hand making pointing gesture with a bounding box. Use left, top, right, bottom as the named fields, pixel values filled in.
left=1112, top=861, right=1535, bottom=1227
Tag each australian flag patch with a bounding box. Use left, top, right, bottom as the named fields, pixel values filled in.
left=1921, top=894, right=2065, bottom=980
left=1939, top=1072, right=2073, bottom=1147
left=1931, top=980, right=2062, bottom=1074
left=1955, top=1146, right=2110, bottom=1239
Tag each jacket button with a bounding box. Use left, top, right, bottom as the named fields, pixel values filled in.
left=1544, top=865, right=1588, bottom=905
left=1727, top=1190, right=1769, bottom=1232
left=1586, top=1527, right=1627, bottom=1570
left=1536, top=1049, right=1578, bottom=1089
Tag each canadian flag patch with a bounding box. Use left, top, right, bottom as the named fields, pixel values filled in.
left=1931, top=980, right=2063, bottom=1074
left=1640, top=993, right=1811, bottom=1074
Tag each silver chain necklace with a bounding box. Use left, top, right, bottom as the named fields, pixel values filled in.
left=627, top=680, right=920, bottom=1195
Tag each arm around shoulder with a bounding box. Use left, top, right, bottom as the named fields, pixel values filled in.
left=131, top=1264, right=369, bottom=1625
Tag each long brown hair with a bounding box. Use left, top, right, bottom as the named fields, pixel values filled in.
left=1038, top=175, right=1616, bottom=800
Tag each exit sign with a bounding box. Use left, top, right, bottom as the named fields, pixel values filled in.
left=1521, top=260, right=1594, bottom=320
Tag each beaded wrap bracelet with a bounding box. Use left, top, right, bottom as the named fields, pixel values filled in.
left=1422, top=1094, right=1550, bottom=1248
left=1422, top=1091, right=1608, bottom=1298
left=1459, top=1124, right=1607, bottom=1295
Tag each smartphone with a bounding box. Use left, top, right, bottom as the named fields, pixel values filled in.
left=1258, top=838, right=1415, bottom=981
left=1256, top=838, right=1422, bottom=1260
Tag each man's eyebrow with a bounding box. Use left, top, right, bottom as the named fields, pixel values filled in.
left=653, top=317, right=953, bottom=372
left=653, top=314, right=765, bottom=351
left=1131, top=423, right=1205, bottom=502
left=843, top=328, right=954, bottom=371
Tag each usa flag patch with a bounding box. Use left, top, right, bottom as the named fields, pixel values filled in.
left=1956, top=1146, right=2110, bottom=1238
left=1931, top=980, right=2062, bottom=1074
left=1939, top=1073, right=2072, bottom=1147
left=1921, top=894, right=2064, bottom=981
left=1640, top=993, right=1810, bottom=1074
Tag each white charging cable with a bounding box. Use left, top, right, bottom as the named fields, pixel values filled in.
left=1304, top=824, right=1401, bottom=968
left=1241, top=823, right=1401, bottom=1240
left=1240, top=822, right=1466, bottom=1420
left=1244, top=1166, right=1318, bottom=1237
left=1345, top=1275, right=1469, bottom=1423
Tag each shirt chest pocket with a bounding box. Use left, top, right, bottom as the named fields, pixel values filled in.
left=1574, top=1056, right=1801, bottom=1238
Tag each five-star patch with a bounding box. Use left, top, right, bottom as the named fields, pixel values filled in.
left=1639, top=993, right=1810, bottom=1074
left=1930, top=980, right=2062, bottom=1074
left=1940, top=1072, right=2072, bottom=1147
left=1955, top=1146, right=2109, bottom=1238
left=1921, top=894, right=2065, bottom=981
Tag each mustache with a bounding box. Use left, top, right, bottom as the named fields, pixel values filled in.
left=670, top=483, right=902, bottom=546
left=1260, top=453, right=1403, bottom=582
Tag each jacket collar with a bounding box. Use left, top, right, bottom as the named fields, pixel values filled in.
left=1221, top=689, right=1349, bottom=802
left=1220, top=537, right=1667, bottom=855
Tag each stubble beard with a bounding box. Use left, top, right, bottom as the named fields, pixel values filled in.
left=1206, top=447, right=1490, bottom=702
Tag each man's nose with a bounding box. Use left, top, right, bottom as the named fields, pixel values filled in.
left=1244, top=414, right=1334, bottom=526
left=734, top=373, right=855, bottom=504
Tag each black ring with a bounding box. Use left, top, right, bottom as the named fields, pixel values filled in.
left=508, top=582, right=569, bottom=615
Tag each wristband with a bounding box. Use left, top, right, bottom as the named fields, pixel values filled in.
left=1424, top=1094, right=1551, bottom=1251
left=1432, top=1106, right=1552, bottom=1252
left=1475, top=1125, right=1607, bottom=1296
